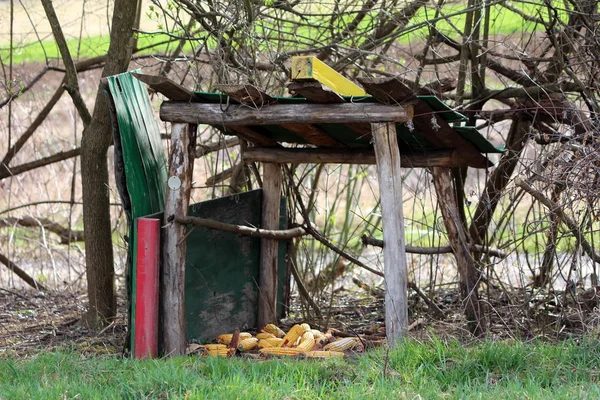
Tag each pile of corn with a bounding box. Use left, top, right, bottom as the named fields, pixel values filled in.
left=188, top=323, right=363, bottom=359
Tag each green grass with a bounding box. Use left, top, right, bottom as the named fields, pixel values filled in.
left=0, top=33, right=191, bottom=65
left=1, top=339, right=599, bottom=399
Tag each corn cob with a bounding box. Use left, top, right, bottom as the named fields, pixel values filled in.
left=310, top=329, right=325, bottom=339
left=280, top=324, right=306, bottom=347
left=259, top=347, right=302, bottom=357
left=256, top=332, right=276, bottom=340
left=237, top=338, right=259, bottom=352
left=301, top=331, right=314, bottom=341
left=207, top=348, right=233, bottom=357
left=258, top=339, right=274, bottom=348
left=305, top=351, right=345, bottom=359
left=296, top=332, right=316, bottom=352
left=296, top=341, right=315, bottom=352
left=204, top=344, right=227, bottom=350
left=300, top=323, right=311, bottom=331
left=323, top=337, right=360, bottom=352
left=216, top=332, right=252, bottom=345
left=262, top=324, right=285, bottom=338
left=265, top=337, right=284, bottom=347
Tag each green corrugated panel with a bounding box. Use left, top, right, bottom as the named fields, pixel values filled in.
left=106, top=71, right=168, bottom=354
left=453, top=126, right=504, bottom=153
left=418, top=96, right=468, bottom=122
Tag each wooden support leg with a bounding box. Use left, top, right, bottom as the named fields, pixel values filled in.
left=162, top=123, right=197, bottom=357
left=431, top=166, right=484, bottom=336
left=257, top=162, right=282, bottom=327
left=372, top=122, right=408, bottom=347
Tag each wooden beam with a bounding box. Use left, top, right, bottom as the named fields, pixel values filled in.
left=431, top=166, right=484, bottom=336
left=244, top=147, right=458, bottom=167
left=279, top=123, right=346, bottom=148
left=214, top=84, right=275, bottom=107
left=287, top=81, right=345, bottom=103
left=345, top=105, right=413, bottom=144
left=258, top=163, right=282, bottom=327
left=357, top=77, right=417, bottom=104
left=371, top=122, right=409, bottom=347
left=132, top=73, right=201, bottom=102
left=160, top=102, right=410, bottom=126
left=161, top=123, right=197, bottom=357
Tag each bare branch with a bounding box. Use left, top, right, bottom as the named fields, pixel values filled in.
left=0, top=251, right=48, bottom=291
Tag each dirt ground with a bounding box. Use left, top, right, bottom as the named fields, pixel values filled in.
left=2, top=279, right=600, bottom=359
left=0, top=288, right=126, bottom=358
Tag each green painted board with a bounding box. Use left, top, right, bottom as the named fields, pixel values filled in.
left=145, top=189, right=289, bottom=343
left=185, top=190, right=288, bottom=342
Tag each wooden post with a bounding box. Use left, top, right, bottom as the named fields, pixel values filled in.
left=257, top=163, right=282, bottom=327
left=431, top=167, right=484, bottom=336
left=162, top=123, right=197, bottom=356
left=372, top=122, right=408, bottom=347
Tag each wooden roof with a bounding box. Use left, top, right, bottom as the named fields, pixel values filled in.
left=137, top=68, right=501, bottom=169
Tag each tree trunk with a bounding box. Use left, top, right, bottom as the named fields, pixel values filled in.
left=468, top=117, right=530, bottom=247
left=432, top=167, right=484, bottom=336
left=81, top=0, right=139, bottom=328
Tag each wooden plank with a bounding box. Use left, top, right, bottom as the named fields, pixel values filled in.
left=132, top=73, right=201, bottom=102
left=371, top=122, right=408, bottom=347
left=214, top=84, right=275, bottom=108
left=287, top=81, right=345, bottom=104
left=244, top=147, right=458, bottom=167
left=227, top=126, right=280, bottom=147
left=279, top=123, right=346, bottom=148
left=258, top=163, right=282, bottom=327
left=162, top=123, right=197, bottom=356
left=160, top=102, right=410, bottom=125
left=412, top=100, right=491, bottom=168
left=291, top=56, right=367, bottom=96
left=431, top=167, right=483, bottom=336
left=357, top=77, right=417, bottom=104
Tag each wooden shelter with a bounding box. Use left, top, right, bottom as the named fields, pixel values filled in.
left=134, top=57, right=501, bottom=356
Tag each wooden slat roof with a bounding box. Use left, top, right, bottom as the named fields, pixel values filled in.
left=144, top=73, right=502, bottom=169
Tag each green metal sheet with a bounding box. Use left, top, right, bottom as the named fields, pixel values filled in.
left=106, top=71, right=168, bottom=353
left=453, top=126, right=504, bottom=153
left=418, top=96, right=468, bottom=122
left=185, top=190, right=288, bottom=343
left=145, top=190, right=289, bottom=343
